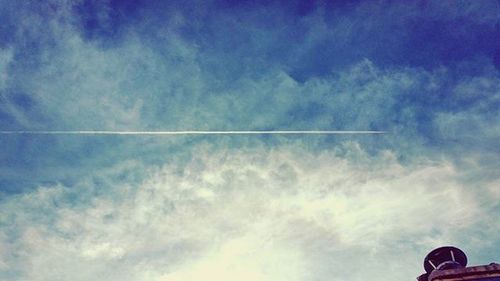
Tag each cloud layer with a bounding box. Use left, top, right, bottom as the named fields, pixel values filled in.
left=1, top=146, right=498, bottom=281
left=0, top=0, right=499, bottom=280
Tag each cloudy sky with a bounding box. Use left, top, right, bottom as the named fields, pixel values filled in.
left=0, top=0, right=499, bottom=280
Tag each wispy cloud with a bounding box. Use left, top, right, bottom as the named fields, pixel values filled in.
left=0, top=0, right=499, bottom=280
left=1, top=146, right=497, bottom=281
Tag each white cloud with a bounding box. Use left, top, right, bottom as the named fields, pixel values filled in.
left=1, top=2, right=498, bottom=280
left=0, top=145, right=496, bottom=281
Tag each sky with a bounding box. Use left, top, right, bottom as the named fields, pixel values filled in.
left=0, top=0, right=499, bottom=280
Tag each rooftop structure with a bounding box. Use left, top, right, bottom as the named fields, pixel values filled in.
left=417, top=246, right=500, bottom=281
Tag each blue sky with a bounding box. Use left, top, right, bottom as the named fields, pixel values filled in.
left=0, top=1, right=499, bottom=280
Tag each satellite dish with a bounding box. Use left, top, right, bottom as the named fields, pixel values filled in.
left=423, top=246, right=467, bottom=273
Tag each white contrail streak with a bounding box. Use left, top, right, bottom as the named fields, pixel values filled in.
left=0, top=130, right=386, bottom=135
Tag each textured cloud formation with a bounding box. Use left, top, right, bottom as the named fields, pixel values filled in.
left=0, top=0, right=499, bottom=280
left=1, top=146, right=498, bottom=281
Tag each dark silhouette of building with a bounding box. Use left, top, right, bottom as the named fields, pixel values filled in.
left=417, top=246, right=500, bottom=281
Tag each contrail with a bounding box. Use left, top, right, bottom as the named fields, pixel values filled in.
left=0, top=130, right=386, bottom=135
